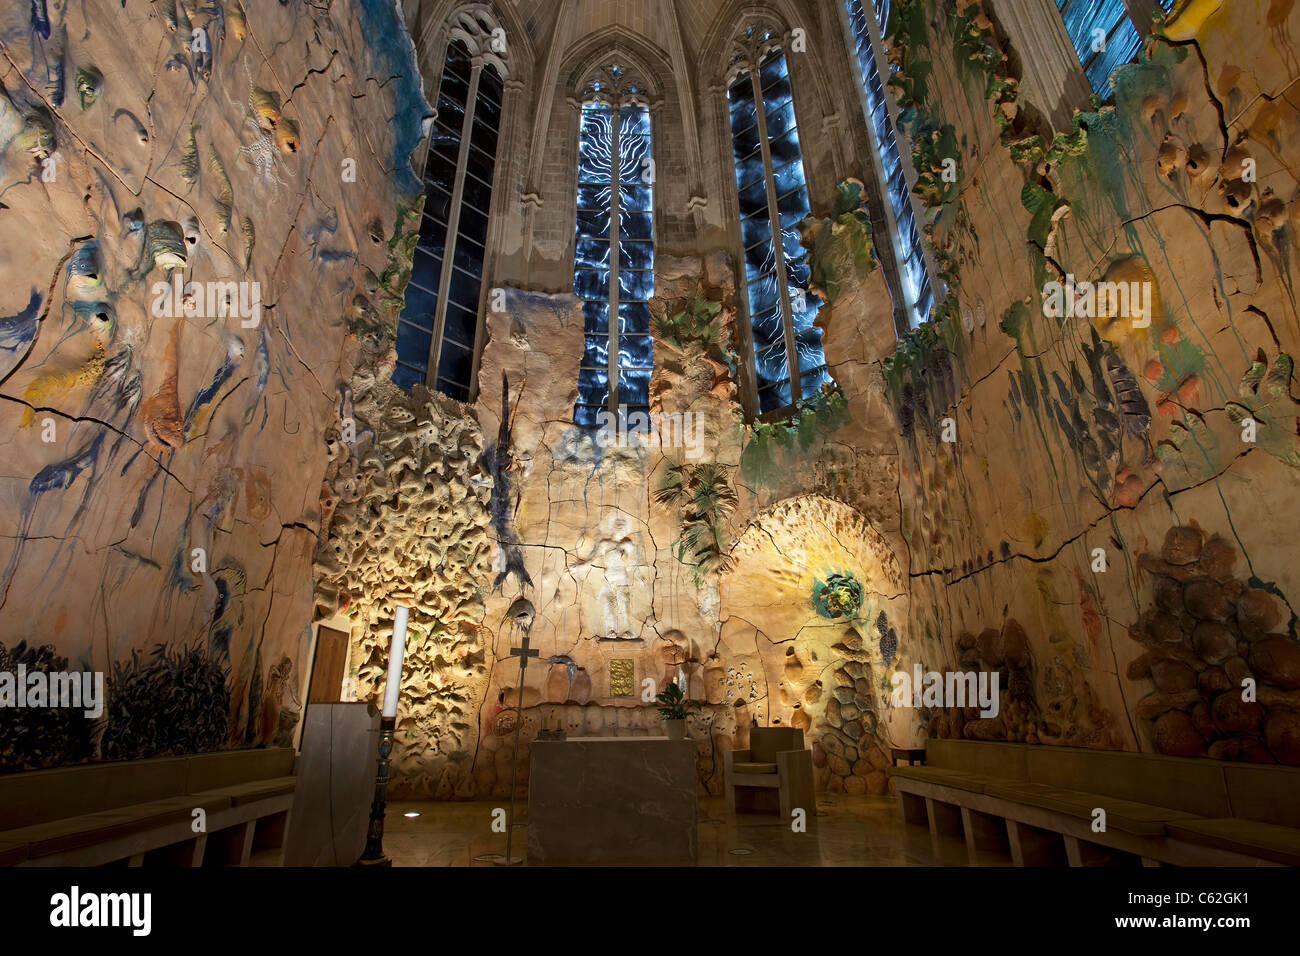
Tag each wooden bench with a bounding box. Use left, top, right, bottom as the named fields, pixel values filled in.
left=0, top=748, right=297, bottom=867
left=891, top=739, right=1300, bottom=866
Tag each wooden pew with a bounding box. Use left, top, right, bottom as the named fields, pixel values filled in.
left=0, top=748, right=296, bottom=867
left=891, top=739, right=1300, bottom=866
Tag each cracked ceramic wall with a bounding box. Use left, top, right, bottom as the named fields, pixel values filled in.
left=446, top=210, right=913, bottom=799
left=309, top=0, right=1300, bottom=799
left=881, top=0, right=1300, bottom=763
left=0, top=0, right=430, bottom=768
left=466, top=266, right=749, bottom=800
left=326, top=207, right=910, bottom=798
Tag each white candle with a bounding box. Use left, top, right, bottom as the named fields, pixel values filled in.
left=382, top=606, right=410, bottom=718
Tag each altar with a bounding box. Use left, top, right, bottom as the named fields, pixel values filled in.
left=527, top=737, right=698, bottom=864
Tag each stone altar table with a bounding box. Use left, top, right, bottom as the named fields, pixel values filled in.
left=527, top=737, right=698, bottom=864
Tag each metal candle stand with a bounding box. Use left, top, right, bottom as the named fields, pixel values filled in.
left=357, top=604, right=410, bottom=867
left=357, top=714, right=398, bottom=866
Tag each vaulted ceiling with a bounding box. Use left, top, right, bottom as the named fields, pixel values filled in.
left=509, top=0, right=735, bottom=64
left=404, top=0, right=767, bottom=79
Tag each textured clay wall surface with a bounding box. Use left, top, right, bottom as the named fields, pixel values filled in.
left=0, top=0, right=429, bottom=768
left=316, top=0, right=1300, bottom=801
left=883, top=0, right=1300, bottom=763
left=324, top=181, right=917, bottom=800
left=313, top=1, right=922, bottom=800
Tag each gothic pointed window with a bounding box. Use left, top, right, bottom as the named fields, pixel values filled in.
left=573, top=63, right=655, bottom=429
left=395, top=13, right=508, bottom=399
left=1054, top=0, right=1174, bottom=98
left=727, top=25, right=831, bottom=415
left=844, top=0, right=933, bottom=328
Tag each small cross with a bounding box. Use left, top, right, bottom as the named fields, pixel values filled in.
left=509, top=636, right=540, bottom=671
left=501, top=636, right=539, bottom=866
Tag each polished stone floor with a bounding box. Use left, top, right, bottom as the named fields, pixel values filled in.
left=381, top=795, right=1006, bottom=866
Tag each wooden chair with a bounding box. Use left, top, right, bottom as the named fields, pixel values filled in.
left=724, top=727, right=815, bottom=822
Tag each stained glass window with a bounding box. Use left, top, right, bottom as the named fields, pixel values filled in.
left=1055, top=0, right=1173, bottom=98
left=394, top=37, right=504, bottom=400
left=728, top=44, right=831, bottom=414
left=573, top=65, right=654, bottom=429
left=845, top=0, right=933, bottom=329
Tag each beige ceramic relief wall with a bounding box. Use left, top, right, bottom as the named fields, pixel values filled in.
left=884, top=0, right=1300, bottom=764
left=325, top=192, right=916, bottom=800
left=452, top=222, right=914, bottom=801
left=0, top=1, right=430, bottom=767
left=321, top=0, right=922, bottom=800
left=312, top=0, right=1300, bottom=801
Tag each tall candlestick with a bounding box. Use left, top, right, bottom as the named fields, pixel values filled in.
left=382, top=605, right=409, bottom=718
left=358, top=604, right=409, bottom=867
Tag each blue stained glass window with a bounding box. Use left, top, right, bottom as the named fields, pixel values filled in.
left=573, top=97, right=655, bottom=429
left=844, top=0, right=934, bottom=329
left=872, top=0, right=889, bottom=31
left=728, top=49, right=831, bottom=414
left=1054, top=0, right=1171, bottom=98
left=394, top=40, right=503, bottom=399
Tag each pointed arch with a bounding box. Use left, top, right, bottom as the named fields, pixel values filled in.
left=394, top=1, right=528, bottom=396
left=560, top=25, right=673, bottom=105
left=412, top=0, right=535, bottom=82
left=695, top=0, right=840, bottom=119
left=562, top=31, right=667, bottom=426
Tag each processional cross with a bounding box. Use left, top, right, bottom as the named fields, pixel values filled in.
left=500, top=636, right=539, bottom=866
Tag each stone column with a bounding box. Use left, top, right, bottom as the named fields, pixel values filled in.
left=822, top=111, right=847, bottom=186
left=1122, top=0, right=1161, bottom=33
left=709, top=78, right=760, bottom=418
left=987, top=0, right=1093, bottom=130
left=472, top=75, right=526, bottom=399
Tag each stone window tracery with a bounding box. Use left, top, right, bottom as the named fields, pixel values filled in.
left=1054, top=0, right=1173, bottom=97
left=395, top=11, right=510, bottom=398
left=726, top=23, right=831, bottom=414
left=572, top=62, right=656, bottom=429
left=844, top=0, right=933, bottom=329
